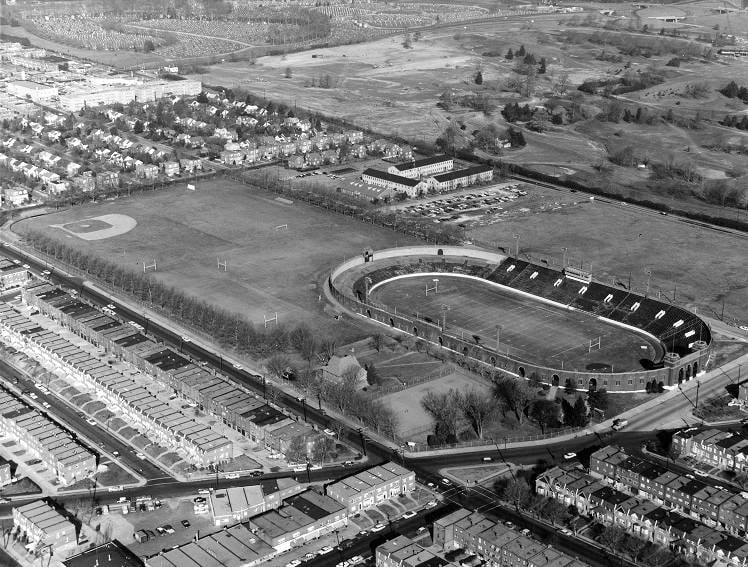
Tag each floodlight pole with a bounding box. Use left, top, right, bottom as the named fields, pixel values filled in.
left=645, top=269, right=652, bottom=297
left=562, top=247, right=567, bottom=269
left=513, top=234, right=520, bottom=258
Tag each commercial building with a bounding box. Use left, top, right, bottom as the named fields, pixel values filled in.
left=387, top=155, right=454, bottom=179
left=433, top=508, right=586, bottom=567
left=209, top=478, right=305, bottom=526
left=248, top=489, right=347, bottom=553
left=13, top=500, right=76, bottom=550
left=7, top=80, right=58, bottom=101
left=144, top=523, right=274, bottom=567
left=0, top=386, right=96, bottom=485
left=326, top=462, right=416, bottom=513
left=376, top=535, right=457, bottom=567
left=63, top=540, right=144, bottom=567
left=59, top=79, right=202, bottom=112
left=0, top=258, right=28, bottom=290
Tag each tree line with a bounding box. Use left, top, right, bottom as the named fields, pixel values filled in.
left=419, top=374, right=606, bottom=446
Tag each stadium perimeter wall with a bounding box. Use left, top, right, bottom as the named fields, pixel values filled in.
left=329, top=248, right=711, bottom=394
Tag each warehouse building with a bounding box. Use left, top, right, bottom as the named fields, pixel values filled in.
left=209, top=478, right=305, bottom=526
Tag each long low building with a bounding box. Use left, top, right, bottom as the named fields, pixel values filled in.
left=58, top=79, right=202, bottom=112
left=0, top=386, right=95, bottom=485
left=326, top=461, right=415, bottom=513
left=387, top=155, right=454, bottom=179
left=209, top=478, right=305, bottom=526
left=0, top=301, right=232, bottom=467
left=430, top=165, right=493, bottom=192
left=13, top=499, right=76, bottom=550
left=361, top=168, right=429, bottom=198
left=248, top=489, right=347, bottom=553
left=144, top=523, right=274, bottom=567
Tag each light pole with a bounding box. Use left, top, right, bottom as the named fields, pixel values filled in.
left=513, top=234, right=520, bottom=257
left=433, top=278, right=439, bottom=294
left=561, top=247, right=568, bottom=268
left=441, top=304, right=449, bottom=332
left=644, top=269, right=652, bottom=297
left=496, top=325, right=502, bottom=354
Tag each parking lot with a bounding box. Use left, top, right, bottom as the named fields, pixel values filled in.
left=397, top=183, right=527, bottom=225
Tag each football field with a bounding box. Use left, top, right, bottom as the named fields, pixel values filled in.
left=370, top=275, right=662, bottom=373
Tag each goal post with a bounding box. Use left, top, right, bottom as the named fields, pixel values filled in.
left=425, top=278, right=439, bottom=297
left=143, top=259, right=157, bottom=273
left=589, top=336, right=601, bottom=353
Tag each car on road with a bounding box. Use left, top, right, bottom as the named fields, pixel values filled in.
left=223, top=472, right=240, bottom=479
left=249, top=470, right=263, bottom=477
left=112, top=451, right=119, bottom=457
left=425, top=500, right=438, bottom=508
left=323, top=428, right=335, bottom=436
left=198, top=489, right=211, bottom=495
left=336, top=562, right=349, bottom=567
left=482, top=457, right=492, bottom=462
left=136, top=453, right=146, bottom=460
left=371, top=524, right=386, bottom=533
left=563, top=452, right=577, bottom=460
left=285, top=561, right=302, bottom=567
left=86, top=418, right=96, bottom=425
left=441, top=478, right=451, bottom=486
left=42, top=402, right=50, bottom=409
left=42, top=270, right=51, bottom=276
left=357, top=530, right=368, bottom=536
left=22, top=264, right=29, bottom=269
left=193, top=497, right=206, bottom=503
left=694, top=469, right=708, bottom=477
left=343, top=461, right=354, bottom=467
left=561, top=528, right=573, bottom=536
left=402, top=510, right=417, bottom=519
left=318, top=546, right=334, bottom=555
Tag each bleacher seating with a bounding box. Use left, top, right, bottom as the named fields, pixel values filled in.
left=351, top=256, right=710, bottom=359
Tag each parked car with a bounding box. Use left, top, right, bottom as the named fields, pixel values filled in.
left=402, top=510, right=417, bottom=519
left=318, top=546, right=334, bottom=555
left=371, top=524, right=386, bottom=532
left=563, top=452, right=577, bottom=460
left=181, top=520, right=190, bottom=528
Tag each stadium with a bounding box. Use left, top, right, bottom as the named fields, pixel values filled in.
left=329, top=246, right=712, bottom=393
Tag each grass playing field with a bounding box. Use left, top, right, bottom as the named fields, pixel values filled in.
left=370, top=275, right=661, bottom=373
left=14, top=178, right=417, bottom=338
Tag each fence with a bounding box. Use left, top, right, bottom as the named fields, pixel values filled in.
left=366, top=362, right=456, bottom=399
left=402, top=426, right=586, bottom=452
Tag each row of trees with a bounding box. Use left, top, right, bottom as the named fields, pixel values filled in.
left=23, top=230, right=323, bottom=359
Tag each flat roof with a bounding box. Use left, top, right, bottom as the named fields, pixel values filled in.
left=63, top=540, right=143, bottom=567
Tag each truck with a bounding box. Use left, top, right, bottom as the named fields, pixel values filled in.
left=612, top=418, right=628, bottom=431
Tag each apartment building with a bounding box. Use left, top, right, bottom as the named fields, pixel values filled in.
left=209, top=478, right=305, bottom=526
left=430, top=165, right=494, bottom=192
left=248, top=490, right=347, bottom=553
left=673, top=428, right=748, bottom=472
left=0, top=387, right=95, bottom=485
left=13, top=500, right=76, bottom=550
left=361, top=168, right=428, bottom=198
left=326, top=462, right=416, bottom=513
left=433, top=508, right=586, bottom=567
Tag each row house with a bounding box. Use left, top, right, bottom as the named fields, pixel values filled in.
left=538, top=465, right=748, bottom=566
left=3, top=292, right=232, bottom=467
left=13, top=500, right=76, bottom=551
left=162, top=160, right=180, bottom=176
left=179, top=158, right=202, bottom=173
left=433, top=508, right=586, bottom=567
left=20, top=283, right=307, bottom=463
left=96, top=170, right=119, bottom=189
left=673, top=428, right=748, bottom=473
left=136, top=163, right=159, bottom=180
left=325, top=462, right=415, bottom=513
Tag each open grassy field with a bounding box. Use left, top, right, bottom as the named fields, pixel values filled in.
left=371, top=275, right=661, bottom=372
left=14, top=178, right=416, bottom=337
left=379, top=371, right=490, bottom=440
left=466, top=195, right=748, bottom=321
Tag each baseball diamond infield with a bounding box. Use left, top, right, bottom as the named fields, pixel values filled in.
left=329, top=246, right=712, bottom=393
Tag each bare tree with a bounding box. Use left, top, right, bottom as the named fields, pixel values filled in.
left=459, top=388, right=496, bottom=439
left=421, top=389, right=463, bottom=440
left=266, top=353, right=291, bottom=380
left=493, top=377, right=534, bottom=425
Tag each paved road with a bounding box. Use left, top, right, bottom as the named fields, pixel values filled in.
left=0, top=242, right=740, bottom=567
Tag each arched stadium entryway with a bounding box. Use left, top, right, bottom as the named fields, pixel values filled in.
left=518, top=367, right=526, bottom=378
